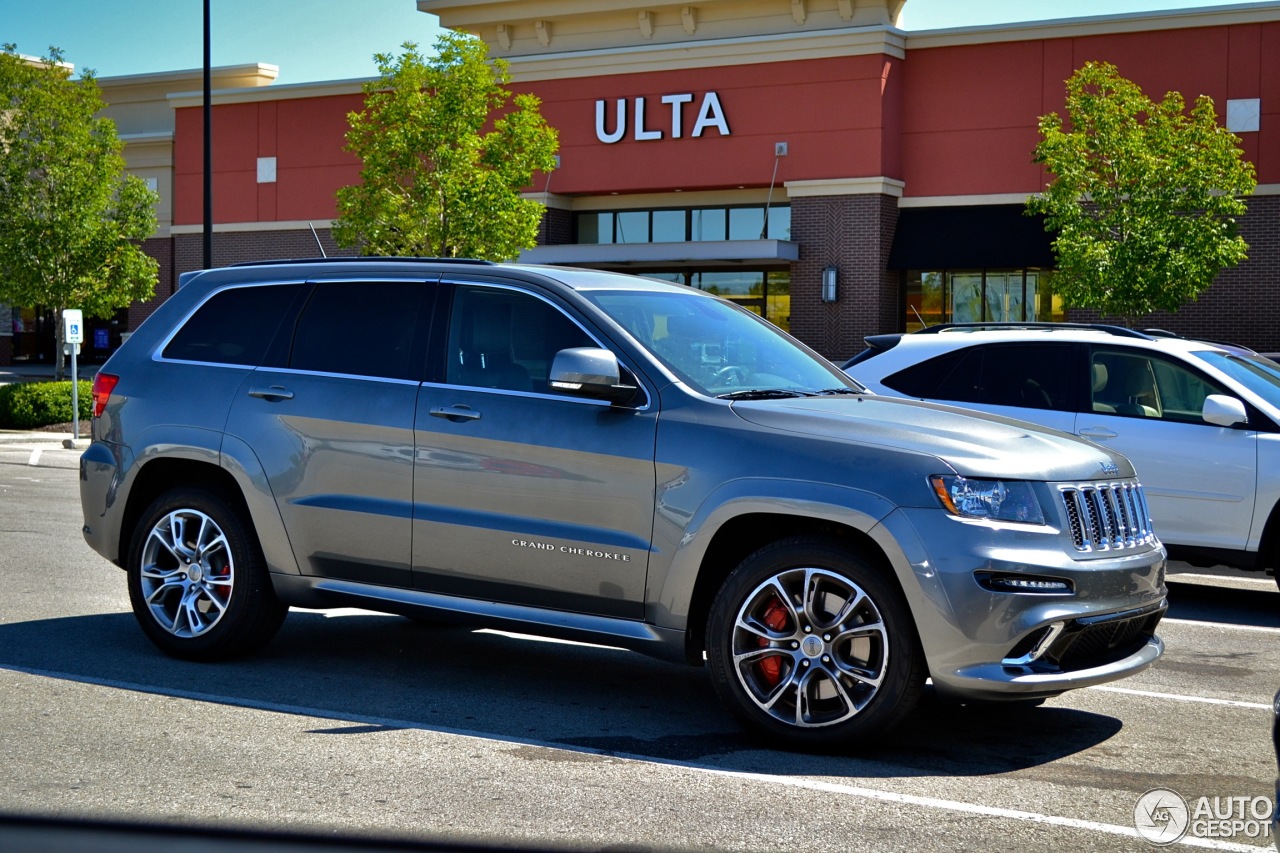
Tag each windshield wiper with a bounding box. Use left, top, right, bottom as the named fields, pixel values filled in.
left=814, top=387, right=863, bottom=395
left=717, top=389, right=813, bottom=400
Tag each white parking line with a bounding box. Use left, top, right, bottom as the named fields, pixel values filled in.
left=693, top=769, right=1262, bottom=852
left=26, top=448, right=41, bottom=466
left=1088, top=684, right=1272, bottom=711
left=0, top=662, right=1264, bottom=852
left=1169, top=573, right=1275, bottom=588
left=1162, top=617, right=1280, bottom=635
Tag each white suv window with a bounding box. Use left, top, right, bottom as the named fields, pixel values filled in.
left=1091, top=348, right=1227, bottom=423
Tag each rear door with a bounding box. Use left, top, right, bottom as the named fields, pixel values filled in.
left=224, top=277, right=434, bottom=587
left=880, top=342, right=1081, bottom=434
left=410, top=280, right=658, bottom=619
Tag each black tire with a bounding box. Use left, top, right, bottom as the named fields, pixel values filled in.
left=706, top=535, right=925, bottom=749
left=127, top=486, right=287, bottom=661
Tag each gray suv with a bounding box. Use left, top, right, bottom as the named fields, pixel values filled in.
left=81, top=259, right=1167, bottom=748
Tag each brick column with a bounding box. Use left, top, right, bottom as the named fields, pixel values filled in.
left=789, top=192, right=899, bottom=362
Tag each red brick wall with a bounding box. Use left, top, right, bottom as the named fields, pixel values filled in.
left=789, top=193, right=899, bottom=362
left=1066, top=194, right=1280, bottom=352
left=173, top=227, right=356, bottom=280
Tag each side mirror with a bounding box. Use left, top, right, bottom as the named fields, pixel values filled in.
left=549, top=347, right=639, bottom=404
left=1203, top=394, right=1247, bottom=427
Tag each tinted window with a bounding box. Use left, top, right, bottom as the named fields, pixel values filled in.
left=163, top=284, right=301, bottom=366
left=885, top=343, right=1075, bottom=410
left=289, top=281, right=427, bottom=380
left=446, top=285, right=594, bottom=393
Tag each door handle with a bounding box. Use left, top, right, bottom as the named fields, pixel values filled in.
left=247, top=386, right=295, bottom=401
left=430, top=404, right=481, bottom=422
left=1077, top=427, right=1117, bottom=440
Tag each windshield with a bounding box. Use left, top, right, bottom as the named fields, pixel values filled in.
left=587, top=289, right=861, bottom=397
left=1193, top=351, right=1280, bottom=409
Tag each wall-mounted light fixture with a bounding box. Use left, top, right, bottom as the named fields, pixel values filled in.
left=822, top=265, right=839, bottom=303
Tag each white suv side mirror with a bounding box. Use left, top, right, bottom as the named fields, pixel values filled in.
left=1203, top=394, right=1247, bottom=427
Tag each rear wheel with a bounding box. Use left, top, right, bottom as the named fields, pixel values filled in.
left=707, top=536, right=925, bottom=749
left=127, top=486, right=286, bottom=660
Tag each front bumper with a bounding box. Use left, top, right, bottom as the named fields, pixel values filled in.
left=874, top=502, right=1168, bottom=702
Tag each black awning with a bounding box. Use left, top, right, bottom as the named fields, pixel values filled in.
left=888, top=205, right=1055, bottom=270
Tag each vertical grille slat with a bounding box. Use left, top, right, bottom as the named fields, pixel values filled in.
left=1059, top=481, right=1154, bottom=552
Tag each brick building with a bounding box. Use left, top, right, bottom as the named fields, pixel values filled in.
left=2, top=0, right=1277, bottom=365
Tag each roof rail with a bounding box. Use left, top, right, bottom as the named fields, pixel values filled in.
left=229, top=256, right=496, bottom=268
left=913, top=322, right=1154, bottom=340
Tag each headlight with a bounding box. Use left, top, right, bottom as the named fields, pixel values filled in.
left=930, top=475, right=1045, bottom=525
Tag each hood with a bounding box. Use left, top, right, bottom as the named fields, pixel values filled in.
left=731, top=394, right=1133, bottom=482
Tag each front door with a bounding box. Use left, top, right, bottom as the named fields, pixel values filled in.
left=411, top=282, right=658, bottom=619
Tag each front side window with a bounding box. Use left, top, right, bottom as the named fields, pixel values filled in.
left=446, top=285, right=594, bottom=394
left=1091, top=348, right=1229, bottom=423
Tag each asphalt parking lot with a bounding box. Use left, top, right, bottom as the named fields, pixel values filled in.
left=0, top=439, right=1277, bottom=852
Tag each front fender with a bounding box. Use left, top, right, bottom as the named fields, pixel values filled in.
left=649, top=477, right=897, bottom=629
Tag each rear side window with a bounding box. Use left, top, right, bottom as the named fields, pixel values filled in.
left=163, top=284, right=301, bottom=366
left=885, top=343, right=1076, bottom=411
left=289, top=281, right=429, bottom=381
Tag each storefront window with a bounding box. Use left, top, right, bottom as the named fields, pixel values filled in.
left=579, top=212, right=614, bottom=245
left=728, top=207, right=765, bottom=241
left=577, top=205, right=790, bottom=244
left=904, top=269, right=1062, bottom=331
left=652, top=210, right=685, bottom=242
left=616, top=210, right=649, bottom=244
left=691, top=209, right=726, bottom=241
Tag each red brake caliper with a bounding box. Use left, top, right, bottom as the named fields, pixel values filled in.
left=757, top=596, right=791, bottom=686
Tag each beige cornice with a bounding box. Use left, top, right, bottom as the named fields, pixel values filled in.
left=171, top=220, right=335, bottom=235
left=168, top=78, right=366, bottom=109
left=522, top=188, right=776, bottom=208
left=503, top=27, right=904, bottom=81
left=905, top=2, right=1280, bottom=50
left=99, top=64, right=279, bottom=102
left=898, top=193, right=1029, bottom=207
left=785, top=177, right=905, bottom=198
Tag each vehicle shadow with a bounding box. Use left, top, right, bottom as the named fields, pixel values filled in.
left=1165, top=578, right=1280, bottom=629
left=0, top=609, right=1122, bottom=779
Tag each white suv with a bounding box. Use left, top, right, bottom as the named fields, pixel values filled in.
left=846, top=323, right=1280, bottom=583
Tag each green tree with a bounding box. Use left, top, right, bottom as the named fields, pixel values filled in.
left=1027, top=61, right=1256, bottom=323
left=333, top=33, right=559, bottom=260
left=0, top=46, right=159, bottom=377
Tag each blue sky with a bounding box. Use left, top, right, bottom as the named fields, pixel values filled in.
left=0, top=0, right=1265, bottom=84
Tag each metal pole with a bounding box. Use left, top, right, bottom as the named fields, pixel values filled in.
left=70, top=344, right=79, bottom=443
left=203, top=0, right=213, bottom=269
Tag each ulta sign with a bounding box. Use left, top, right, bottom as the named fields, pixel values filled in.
left=595, top=92, right=731, bottom=143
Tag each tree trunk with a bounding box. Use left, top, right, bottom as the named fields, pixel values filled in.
left=55, top=306, right=66, bottom=381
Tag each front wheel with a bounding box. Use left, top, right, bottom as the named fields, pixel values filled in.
left=127, top=486, right=287, bottom=661
left=706, top=536, right=925, bottom=749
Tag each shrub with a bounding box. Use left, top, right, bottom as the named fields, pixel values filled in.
left=0, top=380, right=93, bottom=429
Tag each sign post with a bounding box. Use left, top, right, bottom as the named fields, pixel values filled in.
left=63, top=309, right=84, bottom=444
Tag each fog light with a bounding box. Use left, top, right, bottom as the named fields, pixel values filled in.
left=976, top=572, right=1073, bottom=594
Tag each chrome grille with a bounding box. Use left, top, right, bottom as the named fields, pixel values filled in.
left=1059, top=482, right=1155, bottom=552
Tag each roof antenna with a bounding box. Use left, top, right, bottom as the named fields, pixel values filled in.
left=911, top=304, right=929, bottom=328
left=308, top=222, right=327, bottom=258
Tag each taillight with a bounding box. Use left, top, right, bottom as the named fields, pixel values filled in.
left=92, top=373, right=119, bottom=418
